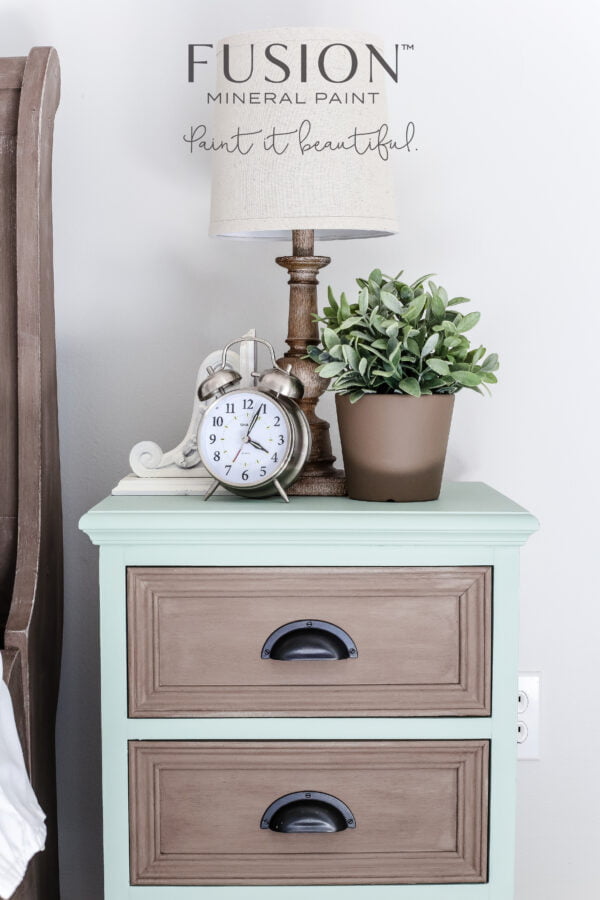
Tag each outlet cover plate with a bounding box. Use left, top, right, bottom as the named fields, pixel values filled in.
left=518, top=673, right=540, bottom=760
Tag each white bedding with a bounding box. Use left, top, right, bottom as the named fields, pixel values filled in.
left=0, top=656, right=46, bottom=899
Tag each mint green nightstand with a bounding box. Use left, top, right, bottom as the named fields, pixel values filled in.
left=80, top=481, right=537, bottom=899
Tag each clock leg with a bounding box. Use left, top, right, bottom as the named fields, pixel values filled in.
left=273, top=479, right=290, bottom=504
left=203, top=479, right=220, bottom=501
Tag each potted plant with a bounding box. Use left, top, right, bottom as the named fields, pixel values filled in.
left=307, top=269, right=499, bottom=502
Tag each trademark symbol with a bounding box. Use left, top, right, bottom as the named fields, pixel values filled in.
left=401, top=44, right=415, bottom=51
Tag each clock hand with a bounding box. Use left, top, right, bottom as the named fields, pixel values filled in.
left=246, top=408, right=261, bottom=437
left=232, top=407, right=262, bottom=462
left=248, top=438, right=268, bottom=453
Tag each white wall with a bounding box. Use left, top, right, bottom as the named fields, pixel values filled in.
left=1, top=1, right=599, bottom=897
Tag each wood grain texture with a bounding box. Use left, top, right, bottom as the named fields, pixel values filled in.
left=0, top=47, right=63, bottom=900
left=129, top=740, right=489, bottom=885
left=0, top=58, right=26, bottom=90
left=0, top=85, right=19, bottom=630
left=276, top=229, right=346, bottom=495
left=127, top=566, right=491, bottom=717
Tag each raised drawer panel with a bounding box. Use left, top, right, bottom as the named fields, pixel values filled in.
left=129, top=740, right=489, bottom=886
left=127, top=566, right=491, bottom=717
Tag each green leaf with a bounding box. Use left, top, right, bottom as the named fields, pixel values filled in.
left=421, top=333, right=439, bottom=357
left=340, top=292, right=351, bottom=318
left=468, top=345, right=486, bottom=364
left=368, top=268, right=383, bottom=286
left=452, top=370, right=482, bottom=386
left=444, top=335, right=462, bottom=351
left=342, top=344, right=359, bottom=369
left=326, top=286, right=338, bottom=309
left=481, top=353, right=499, bottom=372
left=322, top=328, right=338, bottom=349
left=448, top=296, right=471, bottom=306
left=426, top=358, right=451, bottom=376
left=389, top=343, right=402, bottom=368
left=397, top=377, right=421, bottom=397
left=406, top=338, right=420, bottom=357
left=372, top=314, right=389, bottom=335
left=317, top=361, right=347, bottom=378
left=455, top=311, right=481, bottom=333
left=404, top=293, right=428, bottom=322
left=358, top=287, right=369, bottom=314
left=430, top=296, right=445, bottom=320
left=349, top=390, right=365, bottom=403
left=337, top=316, right=364, bottom=331
left=439, top=319, right=457, bottom=334
left=481, top=371, right=498, bottom=383
left=358, top=356, right=368, bottom=376
left=380, top=291, right=403, bottom=314
left=410, top=273, right=436, bottom=290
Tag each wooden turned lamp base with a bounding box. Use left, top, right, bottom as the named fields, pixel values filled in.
left=276, top=229, right=346, bottom=496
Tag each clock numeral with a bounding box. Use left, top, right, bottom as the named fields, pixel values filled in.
left=213, top=451, right=220, bottom=461
left=209, top=434, right=216, bottom=444
left=212, top=416, right=223, bottom=427
left=274, top=416, right=281, bottom=426
left=243, top=398, right=254, bottom=409
left=271, top=452, right=278, bottom=463
left=260, top=466, right=267, bottom=477
left=242, top=469, right=249, bottom=481
left=225, top=465, right=232, bottom=475
left=258, top=403, right=267, bottom=414
left=278, top=434, right=285, bottom=445
left=225, top=402, right=235, bottom=414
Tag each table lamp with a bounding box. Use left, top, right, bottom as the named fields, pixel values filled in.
left=209, top=27, right=399, bottom=495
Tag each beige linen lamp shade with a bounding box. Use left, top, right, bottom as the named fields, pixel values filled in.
left=209, top=28, right=399, bottom=240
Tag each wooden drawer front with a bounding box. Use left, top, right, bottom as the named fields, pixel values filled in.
left=127, top=567, right=491, bottom=717
left=129, top=740, right=489, bottom=885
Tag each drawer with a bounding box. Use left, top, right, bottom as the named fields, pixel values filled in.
left=127, top=567, right=491, bottom=717
left=129, top=740, right=489, bottom=885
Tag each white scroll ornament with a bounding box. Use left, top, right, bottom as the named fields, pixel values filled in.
left=112, top=331, right=257, bottom=495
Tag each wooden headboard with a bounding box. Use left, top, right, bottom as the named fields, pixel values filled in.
left=0, top=47, right=63, bottom=900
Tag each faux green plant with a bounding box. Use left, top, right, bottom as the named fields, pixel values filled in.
left=307, top=269, right=499, bottom=402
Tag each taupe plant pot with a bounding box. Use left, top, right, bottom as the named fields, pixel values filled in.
left=335, top=394, right=455, bottom=502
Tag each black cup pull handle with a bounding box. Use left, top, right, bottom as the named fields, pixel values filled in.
left=261, top=619, right=358, bottom=661
left=260, top=791, right=356, bottom=833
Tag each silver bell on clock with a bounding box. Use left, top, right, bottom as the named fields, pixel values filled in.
left=197, top=337, right=311, bottom=503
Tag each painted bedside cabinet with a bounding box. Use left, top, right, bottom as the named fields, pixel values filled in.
left=79, top=481, right=538, bottom=900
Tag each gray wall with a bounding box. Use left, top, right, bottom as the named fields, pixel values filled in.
left=1, top=1, right=599, bottom=897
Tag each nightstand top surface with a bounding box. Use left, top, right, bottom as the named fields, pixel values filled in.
left=79, top=481, right=538, bottom=547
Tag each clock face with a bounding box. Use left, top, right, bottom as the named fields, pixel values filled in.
left=199, top=390, right=291, bottom=487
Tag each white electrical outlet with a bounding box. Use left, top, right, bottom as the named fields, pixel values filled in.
left=517, top=673, right=540, bottom=760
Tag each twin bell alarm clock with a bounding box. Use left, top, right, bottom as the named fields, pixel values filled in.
left=197, top=337, right=311, bottom=503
